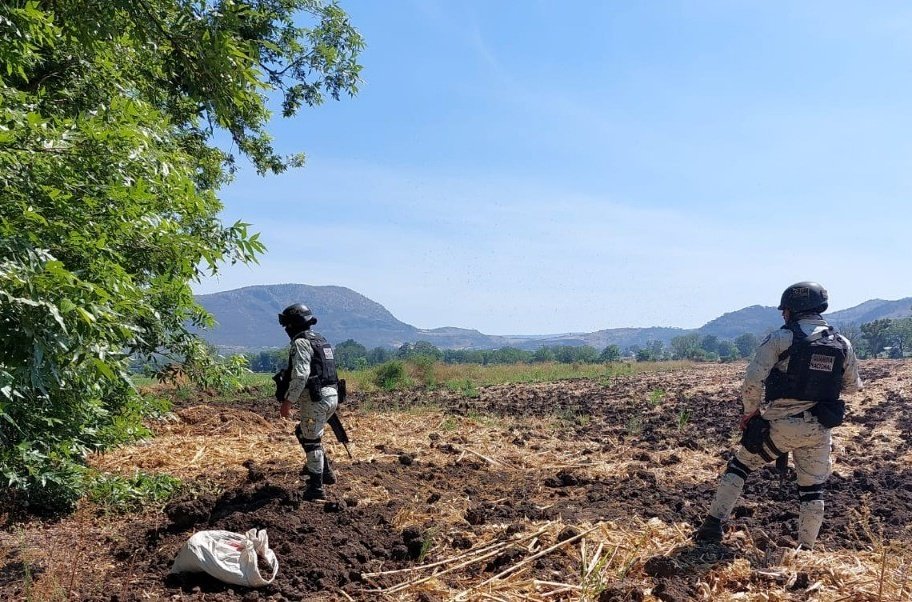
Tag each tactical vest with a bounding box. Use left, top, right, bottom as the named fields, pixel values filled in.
left=764, top=321, right=846, bottom=403
left=295, top=330, right=339, bottom=388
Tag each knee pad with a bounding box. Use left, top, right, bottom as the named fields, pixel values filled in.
left=724, top=457, right=752, bottom=482
left=798, top=483, right=825, bottom=503
left=294, top=424, right=322, bottom=453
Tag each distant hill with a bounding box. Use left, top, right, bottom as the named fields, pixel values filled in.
left=697, top=305, right=783, bottom=339
left=827, top=298, right=912, bottom=326
left=690, top=298, right=912, bottom=340
left=194, top=284, right=912, bottom=351
left=194, top=283, right=509, bottom=350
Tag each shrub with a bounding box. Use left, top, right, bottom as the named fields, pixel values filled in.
left=88, top=471, right=182, bottom=513
left=410, top=355, right=437, bottom=388
left=374, top=361, right=410, bottom=391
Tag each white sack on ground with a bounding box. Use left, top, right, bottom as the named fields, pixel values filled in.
left=170, top=528, right=278, bottom=587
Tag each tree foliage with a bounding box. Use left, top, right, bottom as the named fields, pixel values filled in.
left=599, top=344, right=621, bottom=363
left=0, top=0, right=363, bottom=511
left=856, top=317, right=912, bottom=358
left=734, top=333, right=759, bottom=358
left=859, top=319, right=893, bottom=358
left=670, top=333, right=702, bottom=360
left=335, top=338, right=368, bottom=370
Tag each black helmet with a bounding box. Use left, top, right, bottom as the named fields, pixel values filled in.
left=278, top=303, right=317, bottom=328
left=778, top=282, right=828, bottom=314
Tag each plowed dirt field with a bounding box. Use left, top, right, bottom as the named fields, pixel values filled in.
left=2, top=360, right=910, bottom=601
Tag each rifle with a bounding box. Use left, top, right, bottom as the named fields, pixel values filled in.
left=328, top=413, right=353, bottom=459
left=775, top=452, right=789, bottom=489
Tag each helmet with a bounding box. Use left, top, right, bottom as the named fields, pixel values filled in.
left=278, top=303, right=317, bottom=328
left=778, top=282, right=828, bottom=314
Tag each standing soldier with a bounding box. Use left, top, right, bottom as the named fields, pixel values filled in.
left=277, top=304, right=340, bottom=500
left=695, top=282, right=863, bottom=548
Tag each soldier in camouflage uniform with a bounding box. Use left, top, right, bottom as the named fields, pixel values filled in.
left=278, top=304, right=340, bottom=500
left=695, top=282, right=863, bottom=549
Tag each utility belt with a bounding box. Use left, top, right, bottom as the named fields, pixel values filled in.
left=273, top=371, right=345, bottom=404
left=796, top=399, right=845, bottom=428
left=744, top=399, right=845, bottom=457
left=306, top=377, right=346, bottom=403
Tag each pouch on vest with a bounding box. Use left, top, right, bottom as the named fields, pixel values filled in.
left=740, top=415, right=770, bottom=455
left=765, top=324, right=846, bottom=404
left=810, top=399, right=845, bottom=428
left=303, top=331, right=339, bottom=387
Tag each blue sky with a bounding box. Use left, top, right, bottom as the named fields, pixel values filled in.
left=196, top=1, right=911, bottom=335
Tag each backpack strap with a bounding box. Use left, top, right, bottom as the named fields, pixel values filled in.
left=777, top=322, right=803, bottom=362
left=777, top=321, right=829, bottom=362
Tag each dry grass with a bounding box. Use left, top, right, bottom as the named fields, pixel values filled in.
left=85, top=398, right=912, bottom=600
left=8, top=360, right=912, bottom=601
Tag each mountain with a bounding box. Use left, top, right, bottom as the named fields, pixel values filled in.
left=195, top=284, right=414, bottom=349
left=194, top=284, right=912, bottom=351
left=697, top=305, right=783, bottom=339
left=194, top=283, right=509, bottom=350
left=690, top=298, right=912, bottom=340
left=827, top=298, right=912, bottom=326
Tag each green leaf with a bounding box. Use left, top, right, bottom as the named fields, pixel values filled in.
left=92, top=359, right=115, bottom=380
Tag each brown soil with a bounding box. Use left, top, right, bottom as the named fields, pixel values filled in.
left=1, top=359, right=910, bottom=601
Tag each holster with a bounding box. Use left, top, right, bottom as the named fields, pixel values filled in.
left=273, top=370, right=289, bottom=401
left=810, top=399, right=845, bottom=428
left=740, top=415, right=770, bottom=455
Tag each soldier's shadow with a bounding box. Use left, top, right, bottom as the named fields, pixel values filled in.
left=642, top=541, right=739, bottom=600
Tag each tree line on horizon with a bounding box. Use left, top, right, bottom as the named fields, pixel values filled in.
left=245, top=315, right=912, bottom=373
left=245, top=332, right=762, bottom=372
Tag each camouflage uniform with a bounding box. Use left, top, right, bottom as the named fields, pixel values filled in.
left=286, top=336, right=339, bottom=476
left=707, top=315, right=863, bottom=547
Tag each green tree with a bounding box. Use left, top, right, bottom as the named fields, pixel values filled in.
left=335, top=339, right=368, bottom=370
left=397, top=341, right=442, bottom=361
left=886, top=318, right=912, bottom=357
left=599, top=344, right=621, bottom=363
left=700, top=334, right=719, bottom=355
left=247, top=348, right=286, bottom=372
left=0, top=0, right=363, bottom=511
left=367, top=346, right=394, bottom=366
left=635, top=340, right=665, bottom=362
left=443, top=348, right=486, bottom=364
left=489, top=347, right=532, bottom=364
left=412, top=341, right=443, bottom=360
left=717, top=340, right=740, bottom=362
left=671, top=333, right=701, bottom=360
left=532, top=347, right=556, bottom=363
left=552, top=345, right=598, bottom=363
left=635, top=347, right=655, bottom=362
left=861, top=319, right=893, bottom=357
left=734, top=333, right=759, bottom=358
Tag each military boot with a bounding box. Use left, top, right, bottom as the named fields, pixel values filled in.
left=303, top=470, right=326, bottom=501
left=322, top=456, right=337, bottom=485
left=695, top=515, right=723, bottom=543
